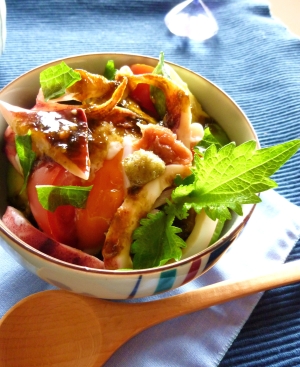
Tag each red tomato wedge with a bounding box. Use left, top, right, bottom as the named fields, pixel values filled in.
left=76, top=149, right=125, bottom=253
left=130, top=64, right=159, bottom=118
left=27, top=160, right=82, bottom=247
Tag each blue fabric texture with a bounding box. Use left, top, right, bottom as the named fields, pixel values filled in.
left=1, top=0, right=300, bottom=366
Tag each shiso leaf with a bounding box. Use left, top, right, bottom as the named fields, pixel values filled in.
left=15, top=131, right=36, bottom=194
left=197, top=125, right=230, bottom=151
left=36, top=185, right=93, bottom=212
left=40, top=61, right=81, bottom=101
left=131, top=139, right=300, bottom=268
left=131, top=210, right=186, bottom=269
left=151, top=52, right=169, bottom=118
left=172, top=139, right=300, bottom=222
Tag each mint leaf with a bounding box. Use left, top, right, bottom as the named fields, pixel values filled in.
left=131, top=210, right=186, bottom=269
left=15, top=131, right=36, bottom=194
left=40, top=61, right=81, bottom=101
left=36, top=185, right=93, bottom=212
left=104, top=60, right=117, bottom=80
left=172, top=139, right=300, bottom=222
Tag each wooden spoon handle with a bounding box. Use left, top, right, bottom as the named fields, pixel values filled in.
left=133, top=260, right=300, bottom=327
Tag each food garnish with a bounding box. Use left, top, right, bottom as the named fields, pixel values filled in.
left=40, top=61, right=81, bottom=101
left=172, top=139, right=300, bottom=222
left=131, top=139, right=300, bottom=268
left=15, top=131, right=36, bottom=193
left=36, top=185, right=93, bottom=212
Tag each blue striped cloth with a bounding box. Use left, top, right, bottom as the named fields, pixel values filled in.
left=1, top=0, right=300, bottom=365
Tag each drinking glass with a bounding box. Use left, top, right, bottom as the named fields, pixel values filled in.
left=0, top=0, right=6, bottom=55
left=165, top=0, right=218, bottom=41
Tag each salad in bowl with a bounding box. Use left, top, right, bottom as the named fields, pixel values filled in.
left=0, top=52, right=299, bottom=298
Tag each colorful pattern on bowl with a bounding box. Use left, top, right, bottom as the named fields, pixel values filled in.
left=0, top=209, right=249, bottom=299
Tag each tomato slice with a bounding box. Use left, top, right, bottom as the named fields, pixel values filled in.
left=130, top=64, right=159, bottom=119
left=130, top=64, right=155, bottom=75
left=76, top=149, right=125, bottom=253
left=47, top=205, right=77, bottom=246
left=27, top=160, right=81, bottom=247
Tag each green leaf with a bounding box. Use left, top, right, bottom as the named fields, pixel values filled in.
left=151, top=51, right=192, bottom=120
left=174, top=172, right=195, bottom=187
left=40, top=61, right=81, bottom=101
left=131, top=139, right=300, bottom=268
left=197, top=125, right=230, bottom=151
left=172, top=139, right=300, bottom=222
left=103, top=60, right=117, bottom=80
left=36, top=185, right=93, bottom=212
left=15, top=131, right=36, bottom=194
left=209, top=220, right=225, bottom=246
left=131, top=210, right=186, bottom=269
left=175, top=123, right=230, bottom=188
left=151, top=52, right=169, bottom=118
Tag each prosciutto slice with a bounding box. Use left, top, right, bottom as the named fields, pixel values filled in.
left=123, top=73, right=192, bottom=148
left=0, top=101, right=90, bottom=180
left=133, top=123, right=193, bottom=165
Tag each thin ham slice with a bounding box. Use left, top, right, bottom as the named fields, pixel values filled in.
left=0, top=101, right=90, bottom=180
left=133, top=123, right=193, bottom=165
left=123, top=73, right=192, bottom=148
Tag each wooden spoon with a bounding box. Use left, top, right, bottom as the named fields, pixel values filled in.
left=1, top=260, right=300, bottom=367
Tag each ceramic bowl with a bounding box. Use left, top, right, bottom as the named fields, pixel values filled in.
left=0, top=53, right=258, bottom=299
